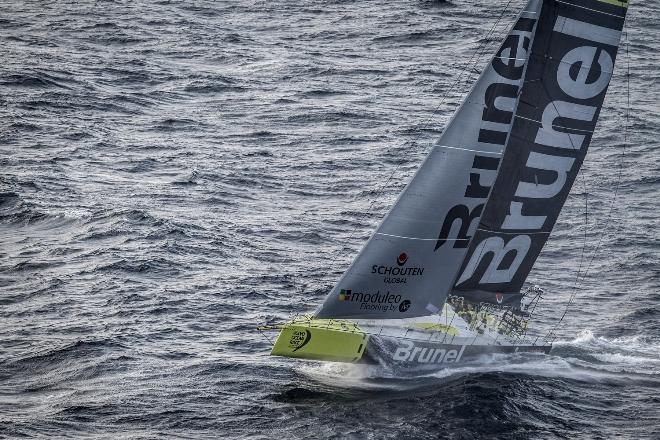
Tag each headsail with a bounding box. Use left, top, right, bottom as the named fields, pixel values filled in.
left=315, top=1, right=542, bottom=319
left=453, top=0, right=629, bottom=303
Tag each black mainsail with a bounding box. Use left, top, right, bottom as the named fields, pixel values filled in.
left=454, top=0, right=629, bottom=306
left=315, top=0, right=629, bottom=318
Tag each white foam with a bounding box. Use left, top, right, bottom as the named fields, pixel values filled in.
left=296, top=329, right=660, bottom=390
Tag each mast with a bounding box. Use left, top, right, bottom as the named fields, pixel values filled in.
left=453, top=0, right=630, bottom=305
left=315, top=1, right=543, bottom=319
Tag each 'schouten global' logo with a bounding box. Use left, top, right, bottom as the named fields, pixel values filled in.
left=372, top=252, right=424, bottom=284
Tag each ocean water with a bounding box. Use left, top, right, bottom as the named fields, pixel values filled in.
left=1, top=0, right=658, bottom=438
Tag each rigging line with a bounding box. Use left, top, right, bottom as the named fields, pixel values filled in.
left=257, top=326, right=275, bottom=346
left=322, top=1, right=518, bottom=271
left=447, top=312, right=458, bottom=344
left=546, top=28, right=630, bottom=342
left=524, top=40, right=594, bottom=340
left=378, top=1, right=515, bottom=193
left=479, top=2, right=595, bottom=340
left=452, top=9, right=513, bottom=101
left=455, top=8, right=522, bottom=109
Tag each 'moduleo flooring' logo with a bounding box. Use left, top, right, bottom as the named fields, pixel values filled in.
left=337, top=288, right=409, bottom=313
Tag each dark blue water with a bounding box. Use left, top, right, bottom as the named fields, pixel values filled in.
left=1, top=1, right=658, bottom=438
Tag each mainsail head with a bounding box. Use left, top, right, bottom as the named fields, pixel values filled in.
left=315, top=1, right=543, bottom=319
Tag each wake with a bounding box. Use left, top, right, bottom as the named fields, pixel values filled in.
left=296, top=330, right=660, bottom=391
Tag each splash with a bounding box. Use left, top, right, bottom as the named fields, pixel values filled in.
left=296, top=362, right=406, bottom=391
left=552, top=329, right=660, bottom=376
left=295, top=330, right=660, bottom=392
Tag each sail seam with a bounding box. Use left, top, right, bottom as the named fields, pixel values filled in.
left=495, top=56, right=528, bottom=62
left=514, top=114, right=596, bottom=134
left=435, top=144, right=503, bottom=155
left=531, top=53, right=616, bottom=74
left=555, top=0, right=626, bottom=18
left=375, top=232, right=467, bottom=241
left=475, top=229, right=550, bottom=235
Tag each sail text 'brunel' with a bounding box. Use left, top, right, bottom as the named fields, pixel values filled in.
left=455, top=0, right=626, bottom=295
left=434, top=15, right=537, bottom=251
left=315, top=0, right=627, bottom=320
left=315, top=1, right=542, bottom=319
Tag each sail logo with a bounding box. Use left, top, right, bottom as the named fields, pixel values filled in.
left=455, top=6, right=625, bottom=290
left=288, top=329, right=311, bottom=352
left=372, top=253, right=424, bottom=284
left=393, top=341, right=467, bottom=364
left=434, top=14, right=538, bottom=252
left=338, top=289, right=352, bottom=301
left=337, top=289, right=408, bottom=313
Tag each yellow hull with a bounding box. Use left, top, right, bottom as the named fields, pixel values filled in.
left=267, top=316, right=369, bottom=363
left=261, top=315, right=551, bottom=366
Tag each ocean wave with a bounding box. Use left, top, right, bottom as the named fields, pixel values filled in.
left=1, top=0, right=657, bottom=437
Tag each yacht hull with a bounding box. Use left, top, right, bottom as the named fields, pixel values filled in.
left=266, top=316, right=551, bottom=368
left=361, top=334, right=551, bottom=370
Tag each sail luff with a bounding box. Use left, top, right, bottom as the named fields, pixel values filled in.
left=453, top=0, right=629, bottom=299
left=315, top=1, right=543, bottom=319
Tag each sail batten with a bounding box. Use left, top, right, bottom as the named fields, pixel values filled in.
left=435, top=145, right=504, bottom=155
left=375, top=233, right=455, bottom=242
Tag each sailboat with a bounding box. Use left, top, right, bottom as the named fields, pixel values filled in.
left=260, top=0, right=629, bottom=371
